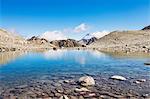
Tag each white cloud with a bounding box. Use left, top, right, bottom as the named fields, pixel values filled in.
left=39, top=23, right=89, bottom=41
left=74, top=23, right=88, bottom=33
left=40, top=30, right=67, bottom=41
left=91, top=30, right=110, bottom=39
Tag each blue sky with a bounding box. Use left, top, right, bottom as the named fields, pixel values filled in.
left=0, top=0, right=150, bottom=40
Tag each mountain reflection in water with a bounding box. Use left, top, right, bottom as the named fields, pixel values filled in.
left=0, top=51, right=26, bottom=65
left=0, top=50, right=150, bottom=66
left=43, top=50, right=107, bottom=65
left=0, top=49, right=150, bottom=88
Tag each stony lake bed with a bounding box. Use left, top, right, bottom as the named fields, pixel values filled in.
left=0, top=49, right=150, bottom=99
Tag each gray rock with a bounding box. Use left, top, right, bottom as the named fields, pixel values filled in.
left=134, top=79, right=146, bottom=84
left=63, top=80, right=70, bottom=83
left=138, top=79, right=146, bottom=82
left=110, top=75, right=127, bottom=81
left=142, top=94, right=149, bottom=98
left=144, top=62, right=150, bottom=65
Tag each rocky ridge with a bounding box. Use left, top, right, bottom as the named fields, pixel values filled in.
left=0, top=29, right=27, bottom=52
left=50, top=39, right=84, bottom=48
left=89, top=29, right=150, bottom=53
left=27, top=36, right=57, bottom=48
left=142, top=25, right=150, bottom=30
left=78, top=34, right=98, bottom=45
left=0, top=29, right=56, bottom=52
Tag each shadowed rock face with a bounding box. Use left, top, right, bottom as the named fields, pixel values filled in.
left=28, top=37, right=83, bottom=48
left=27, top=36, right=57, bottom=48
left=50, top=39, right=83, bottom=48
left=78, top=33, right=98, bottom=45
left=142, top=25, right=150, bottom=30
left=27, top=36, right=49, bottom=45
left=78, top=37, right=98, bottom=45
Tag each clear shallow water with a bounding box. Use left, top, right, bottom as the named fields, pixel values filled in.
left=0, top=50, right=150, bottom=87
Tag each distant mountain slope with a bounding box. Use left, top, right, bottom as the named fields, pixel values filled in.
left=50, top=39, right=83, bottom=48
left=0, top=29, right=56, bottom=52
left=142, top=25, right=150, bottom=30
left=78, top=34, right=98, bottom=45
left=0, top=29, right=27, bottom=50
left=28, top=36, right=82, bottom=48
left=89, top=30, right=150, bottom=52
left=27, top=36, right=57, bottom=48
left=78, top=37, right=97, bottom=45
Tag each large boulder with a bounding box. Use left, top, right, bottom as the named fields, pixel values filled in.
left=78, top=76, right=95, bottom=86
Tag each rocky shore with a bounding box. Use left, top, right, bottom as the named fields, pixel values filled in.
left=0, top=74, right=150, bottom=99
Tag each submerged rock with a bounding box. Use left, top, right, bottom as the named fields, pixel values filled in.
left=134, top=79, right=146, bottom=84
left=59, top=95, right=69, bottom=99
left=144, top=62, right=150, bottom=65
left=74, top=87, right=90, bottom=92
left=142, top=94, right=149, bottom=98
left=79, top=76, right=95, bottom=86
left=110, top=75, right=127, bottom=81
left=63, top=80, right=71, bottom=83
left=10, top=48, right=16, bottom=51
left=138, top=79, right=146, bottom=82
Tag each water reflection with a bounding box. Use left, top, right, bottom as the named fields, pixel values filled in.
left=88, top=50, right=106, bottom=58
left=103, top=51, right=150, bottom=59
left=0, top=51, right=26, bottom=65
left=1, top=50, right=150, bottom=66
left=43, top=49, right=107, bottom=65
left=44, top=49, right=67, bottom=60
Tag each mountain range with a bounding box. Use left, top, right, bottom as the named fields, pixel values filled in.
left=78, top=34, right=98, bottom=45
left=0, top=29, right=27, bottom=51
left=0, top=29, right=56, bottom=52
left=0, top=25, right=150, bottom=53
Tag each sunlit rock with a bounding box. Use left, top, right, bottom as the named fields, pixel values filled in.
left=79, top=76, right=95, bottom=86
left=110, top=75, right=127, bottom=81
